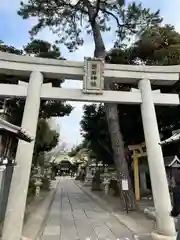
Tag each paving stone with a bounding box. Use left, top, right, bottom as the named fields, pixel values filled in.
left=106, top=217, right=134, bottom=239
left=41, top=235, right=60, bottom=240
left=39, top=178, right=140, bottom=240
left=72, top=209, right=98, bottom=240
left=45, top=215, right=60, bottom=225
left=133, top=233, right=152, bottom=240
left=43, top=226, right=60, bottom=235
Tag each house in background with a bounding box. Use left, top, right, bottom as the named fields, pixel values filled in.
left=164, top=155, right=180, bottom=186
left=129, top=142, right=180, bottom=201
left=159, top=129, right=180, bottom=187
left=0, top=116, right=32, bottom=223
left=138, top=155, right=180, bottom=197
left=0, top=117, right=32, bottom=165
left=0, top=98, right=32, bottom=165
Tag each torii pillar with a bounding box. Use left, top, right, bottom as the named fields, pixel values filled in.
left=2, top=72, right=43, bottom=240
left=139, top=79, right=176, bottom=240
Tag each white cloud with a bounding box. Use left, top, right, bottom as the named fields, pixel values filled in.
left=0, top=0, right=8, bottom=10
left=56, top=80, right=92, bottom=149
left=0, top=0, right=19, bottom=10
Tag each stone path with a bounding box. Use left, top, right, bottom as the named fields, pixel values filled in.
left=39, top=178, right=135, bottom=240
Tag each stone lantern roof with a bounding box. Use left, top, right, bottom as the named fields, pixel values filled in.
left=0, top=117, right=33, bottom=142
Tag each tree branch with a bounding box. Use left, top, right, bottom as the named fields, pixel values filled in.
left=82, top=0, right=94, bottom=20
left=100, top=8, right=139, bottom=33
left=74, top=0, right=88, bottom=14
left=59, top=0, right=88, bottom=14
left=92, top=0, right=101, bottom=22
left=100, top=8, right=121, bottom=27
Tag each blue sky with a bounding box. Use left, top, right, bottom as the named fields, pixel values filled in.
left=1, top=0, right=180, bottom=149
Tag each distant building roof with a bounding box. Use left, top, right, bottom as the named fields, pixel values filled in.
left=55, top=153, right=74, bottom=164
left=139, top=155, right=180, bottom=168
left=159, top=130, right=180, bottom=146
left=0, top=117, right=33, bottom=142
left=164, top=155, right=180, bottom=167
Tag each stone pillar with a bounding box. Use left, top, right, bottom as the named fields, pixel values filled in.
left=139, top=79, right=176, bottom=239
left=0, top=165, right=13, bottom=223
left=140, top=171, right=147, bottom=191
left=2, top=72, right=43, bottom=240
left=0, top=166, right=6, bottom=222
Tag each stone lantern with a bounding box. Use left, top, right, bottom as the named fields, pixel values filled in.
left=44, top=161, right=53, bottom=180
left=32, top=166, right=42, bottom=198
left=102, top=165, right=110, bottom=195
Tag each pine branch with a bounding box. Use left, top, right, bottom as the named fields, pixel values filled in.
left=92, top=0, right=101, bottom=22
left=100, top=8, right=121, bottom=27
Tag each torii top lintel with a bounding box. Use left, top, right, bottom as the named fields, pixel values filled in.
left=0, top=52, right=179, bottom=85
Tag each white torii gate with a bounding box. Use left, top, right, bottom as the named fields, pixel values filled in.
left=0, top=52, right=179, bottom=240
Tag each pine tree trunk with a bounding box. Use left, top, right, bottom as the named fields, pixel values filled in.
left=86, top=6, right=136, bottom=209
left=104, top=103, right=136, bottom=210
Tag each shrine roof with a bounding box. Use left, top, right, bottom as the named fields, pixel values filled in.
left=0, top=117, right=32, bottom=142
left=139, top=155, right=180, bottom=167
